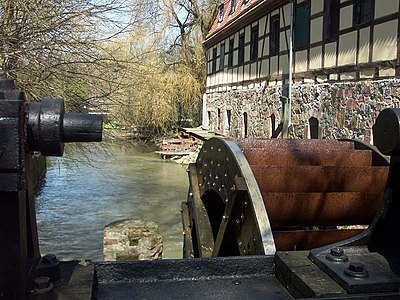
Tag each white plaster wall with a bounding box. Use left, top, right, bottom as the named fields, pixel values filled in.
left=311, top=0, right=324, bottom=15
left=373, top=20, right=398, bottom=62
left=358, top=27, right=370, bottom=64
left=260, top=59, right=269, bottom=77
left=270, top=56, right=279, bottom=75
left=245, top=26, right=251, bottom=43
left=325, top=42, right=337, bottom=68
left=340, top=6, right=353, bottom=30
left=338, top=31, right=357, bottom=66
left=245, top=44, right=250, bottom=62
left=244, top=64, right=250, bottom=81
left=296, top=50, right=308, bottom=73
left=310, top=46, right=322, bottom=70
left=311, top=17, right=323, bottom=44
left=280, top=30, right=288, bottom=52
left=280, top=54, right=289, bottom=75
left=375, top=0, right=399, bottom=19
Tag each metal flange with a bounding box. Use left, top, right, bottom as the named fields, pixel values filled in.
left=27, top=98, right=102, bottom=156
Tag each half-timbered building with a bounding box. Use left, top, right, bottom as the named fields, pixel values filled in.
left=203, top=0, right=400, bottom=141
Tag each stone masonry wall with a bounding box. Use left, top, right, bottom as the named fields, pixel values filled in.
left=206, top=78, right=400, bottom=142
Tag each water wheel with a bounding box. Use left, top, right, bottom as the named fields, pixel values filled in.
left=181, top=138, right=389, bottom=258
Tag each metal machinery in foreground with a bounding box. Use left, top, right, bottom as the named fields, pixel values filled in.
left=2, top=78, right=400, bottom=299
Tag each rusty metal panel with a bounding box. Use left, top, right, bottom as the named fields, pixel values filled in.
left=236, top=138, right=355, bottom=151
left=243, top=148, right=372, bottom=167
left=251, top=166, right=388, bottom=193
left=263, top=192, right=382, bottom=227
left=273, top=229, right=365, bottom=251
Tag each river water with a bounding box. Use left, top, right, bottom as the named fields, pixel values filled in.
left=35, top=140, right=189, bottom=261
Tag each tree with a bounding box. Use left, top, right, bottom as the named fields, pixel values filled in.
left=0, top=0, right=141, bottom=110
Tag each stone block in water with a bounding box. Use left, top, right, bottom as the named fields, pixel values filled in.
left=103, top=219, right=163, bottom=261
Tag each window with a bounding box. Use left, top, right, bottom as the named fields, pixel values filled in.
left=324, top=0, right=340, bottom=40
left=230, top=0, right=236, bottom=14
left=243, top=112, right=248, bottom=138
left=354, top=0, right=372, bottom=25
left=226, top=110, right=232, bottom=131
left=295, top=1, right=310, bottom=50
left=250, top=25, right=259, bottom=61
left=309, top=117, right=319, bottom=139
left=270, top=15, right=280, bottom=55
left=217, top=108, right=221, bottom=130
left=238, top=33, right=245, bottom=64
left=218, top=4, right=224, bottom=22
left=220, top=43, right=225, bottom=71
left=228, top=39, right=234, bottom=67
left=212, top=48, right=217, bottom=73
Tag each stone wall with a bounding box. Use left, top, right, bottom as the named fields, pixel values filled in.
left=103, top=219, right=163, bottom=261
left=205, top=78, right=400, bottom=142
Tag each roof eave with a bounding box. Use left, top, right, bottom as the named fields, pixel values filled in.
left=204, top=0, right=287, bottom=49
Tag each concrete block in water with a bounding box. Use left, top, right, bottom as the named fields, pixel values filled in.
left=103, top=219, right=163, bottom=261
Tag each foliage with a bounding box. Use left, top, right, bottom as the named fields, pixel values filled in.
left=0, top=0, right=219, bottom=136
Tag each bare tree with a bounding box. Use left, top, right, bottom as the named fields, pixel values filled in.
left=0, top=0, right=149, bottom=110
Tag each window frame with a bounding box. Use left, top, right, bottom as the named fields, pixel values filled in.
left=219, top=43, right=225, bottom=71
left=270, top=14, right=280, bottom=56
left=238, top=33, right=245, bottom=65
left=323, top=0, right=340, bottom=41
left=228, top=38, right=234, bottom=68
left=294, top=1, right=310, bottom=51
left=212, top=47, right=217, bottom=73
left=353, top=0, right=372, bottom=26
left=230, top=0, right=236, bottom=15
left=250, top=25, right=259, bottom=61
left=218, top=4, right=224, bottom=23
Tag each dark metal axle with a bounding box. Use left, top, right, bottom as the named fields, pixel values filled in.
left=28, top=98, right=102, bottom=156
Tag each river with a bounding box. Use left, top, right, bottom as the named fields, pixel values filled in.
left=35, top=140, right=189, bottom=261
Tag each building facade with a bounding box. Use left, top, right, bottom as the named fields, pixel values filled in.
left=203, top=0, right=400, bottom=141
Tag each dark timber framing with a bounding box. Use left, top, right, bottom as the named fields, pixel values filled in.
left=205, top=0, right=400, bottom=90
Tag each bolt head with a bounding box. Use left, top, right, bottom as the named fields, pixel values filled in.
left=34, top=277, right=50, bottom=290
left=349, top=262, right=365, bottom=273
left=43, top=253, right=57, bottom=264
left=330, top=247, right=344, bottom=257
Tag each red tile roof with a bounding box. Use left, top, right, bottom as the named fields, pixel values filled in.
left=206, top=0, right=263, bottom=40
left=204, top=0, right=285, bottom=47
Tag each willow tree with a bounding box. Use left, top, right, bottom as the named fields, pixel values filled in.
left=0, top=0, right=143, bottom=111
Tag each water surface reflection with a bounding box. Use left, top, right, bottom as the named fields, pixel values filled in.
left=36, top=140, right=188, bottom=261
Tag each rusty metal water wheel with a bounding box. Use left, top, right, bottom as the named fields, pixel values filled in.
left=182, top=138, right=389, bottom=258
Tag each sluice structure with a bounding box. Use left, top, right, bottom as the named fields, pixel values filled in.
left=2, top=78, right=400, bottom=299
